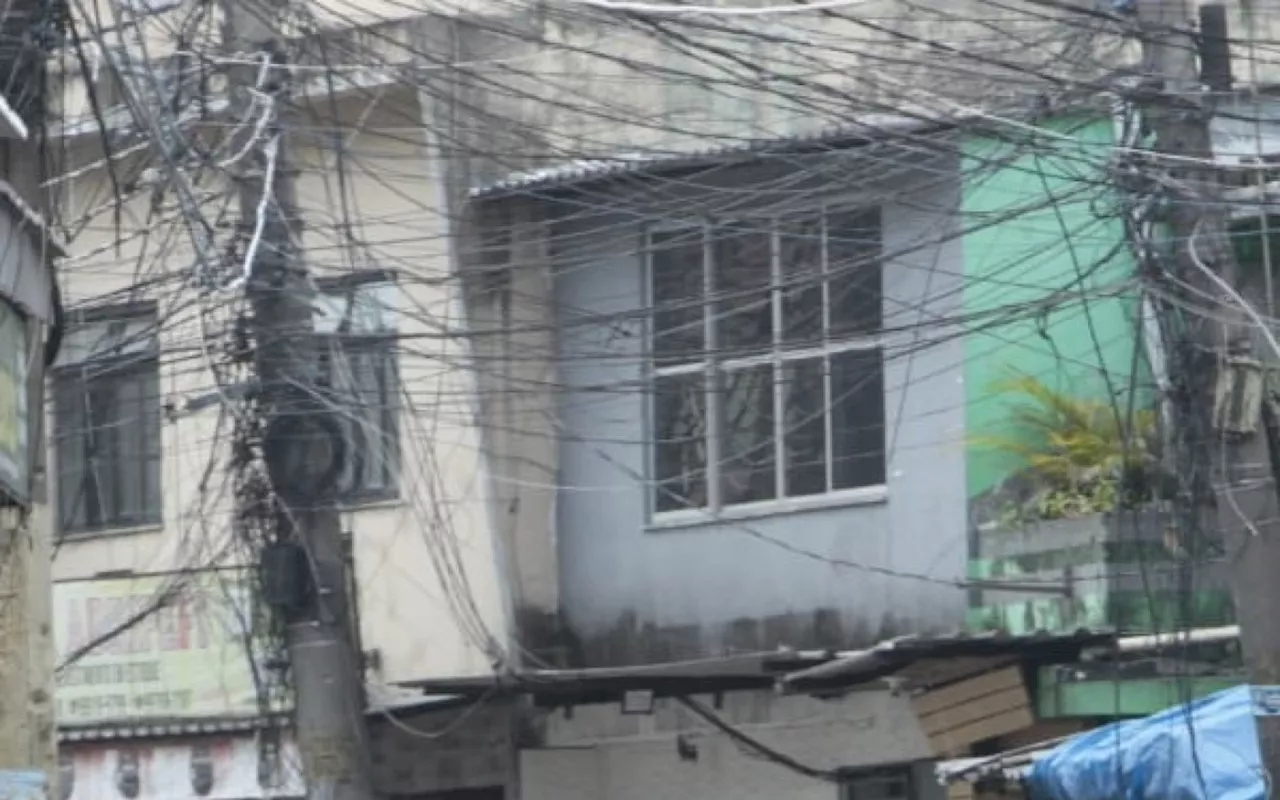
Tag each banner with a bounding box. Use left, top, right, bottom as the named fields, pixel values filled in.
left=54, top=571, right=266, bottom=725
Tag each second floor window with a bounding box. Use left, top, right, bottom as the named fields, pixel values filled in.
left=53, top=305, right=162, bottom=534
left=649, top=209, right=886, bottom=515
left=315, top=274, right=400, bottom=503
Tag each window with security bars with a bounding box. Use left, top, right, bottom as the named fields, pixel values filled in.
left=314, top=273, right=400, bottom=503
left=648, top=208, right=886, bottom=516
left=53, top=304, right=163, bottom=535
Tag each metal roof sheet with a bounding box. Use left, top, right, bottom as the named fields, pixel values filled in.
left=937, top=745, right=1056, bottom=784
left=780, top=628, right=1116, bottom=694
left=469, top=112, right=967, bottom=200
left=405, top=627, right=1116, bottom=703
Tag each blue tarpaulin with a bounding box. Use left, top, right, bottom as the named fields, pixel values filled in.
left=1027, top=685, right=1265, bottom=800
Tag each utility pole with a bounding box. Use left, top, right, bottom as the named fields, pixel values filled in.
left=220, top=3, right=377, bottom=799
left=1135, top=0, right=1280, bottom=784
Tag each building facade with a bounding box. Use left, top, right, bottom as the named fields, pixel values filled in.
left=0, top=0, right=72, bottom=782
left=43, top=21, right=514, bottom=795
left=470, top=135, right=971, bottom=664
left=46, top=3, right=1280, bottom=798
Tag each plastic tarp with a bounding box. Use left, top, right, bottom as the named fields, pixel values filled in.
left=1027, top=685, right=1264, bottom=800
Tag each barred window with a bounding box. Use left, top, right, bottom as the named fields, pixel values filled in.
left=649, top=209, right=886, bottom=516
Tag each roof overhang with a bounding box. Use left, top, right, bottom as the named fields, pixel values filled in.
left=404, top=629, right=1117, bottom=706
left=468, top=109, right=981, bottom=202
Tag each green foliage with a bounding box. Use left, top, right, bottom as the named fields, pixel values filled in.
left=974, top=373, right=1161, bottom=527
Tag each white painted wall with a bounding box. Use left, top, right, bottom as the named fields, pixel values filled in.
left=47, top=88, right=509, bottom=689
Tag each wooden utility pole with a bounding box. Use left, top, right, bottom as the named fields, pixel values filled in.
left=220, top=4, right=377, bottom=799
left=1136, top=0, right=1280, bottom=784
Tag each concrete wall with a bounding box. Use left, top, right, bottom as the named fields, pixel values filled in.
left=460, top=204, right=562, bottom=657
left=418, top=0, right=1132, bottom=191
left=46, top=88, right=509, bottom=687
left=520, top=690, right=937, bottom=800
left=0, top=138, right=63, bottom=781
left=0, top=507, right=58, bottom=780
left=518, top=154, right=969, bottom=664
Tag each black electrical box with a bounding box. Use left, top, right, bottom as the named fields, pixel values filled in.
left=260, top=540, right=309, bottom=611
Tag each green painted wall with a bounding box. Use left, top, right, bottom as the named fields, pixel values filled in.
left=1037, top=668, right=1242, bottom=718
left=961, top=116, right=1150, bottom=498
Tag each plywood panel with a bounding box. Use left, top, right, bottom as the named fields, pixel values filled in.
left=914, top=667, right=1022, bottom=717
left=931, top=707, right=1036, bottom=755
left=913, top=666, right=1033, bottom=755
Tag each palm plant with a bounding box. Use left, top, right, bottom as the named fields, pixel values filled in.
left=975, top=373, right=1162, bottom=524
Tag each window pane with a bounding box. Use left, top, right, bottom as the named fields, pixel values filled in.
left=54, top=379, right=88, bottom=531
left=653, top=372, right=707, bottom=512
left=779, top=216, right=823, bottom=347
left=141, top=368, right=162, bottom=518
left=828, top=209, right=882, bottom=337
left=373, top=348, right=400, bottom=492
left=783, top=356, right=826, bottom=497
left=650, top=230, right=705, bottom=366
left=360, top=346, right=399, bottom=494
left=354, top=350, right=382, bottom=492
left=720, top=364, right=776, bottom=505
left=831, top=349, right=886, bottom=489
left=103, top=372, right=148, bottom=525
left=54, top=361, right=161, bottom=531
left=714, top=226, right=773, bottom=358
left=327, top=339, right=399, bottom=499
left=845, top=774, right=909, bottom=800
left=55, top=308, right=163, bottom=533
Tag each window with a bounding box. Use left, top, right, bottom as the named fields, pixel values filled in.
left=841, top=767, right=912, bottom=800
left=314, top=274, right=399, bottom=503
left=53, top=305, right=162, bottom=534
left=649, top=209, right=886, bottom=515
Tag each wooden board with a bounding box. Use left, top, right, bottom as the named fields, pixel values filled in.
left=912, top=666, right=1034, bottom=756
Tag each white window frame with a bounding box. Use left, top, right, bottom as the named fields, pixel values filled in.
left=647, top=209, right=888, bottom=527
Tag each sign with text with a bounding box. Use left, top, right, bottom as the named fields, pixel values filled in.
left=53, top=571, right=265, bottom=725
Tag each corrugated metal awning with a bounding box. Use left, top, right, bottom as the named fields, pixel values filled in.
left=469, top=111, right=971, bottom=200
left=780, top=629, right=1117, bottom=694
left=405, top=629, right=1117, bottom=703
